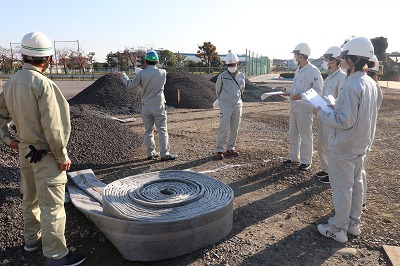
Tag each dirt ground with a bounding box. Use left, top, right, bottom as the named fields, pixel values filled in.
left=1, top=78, right=399, bottom=266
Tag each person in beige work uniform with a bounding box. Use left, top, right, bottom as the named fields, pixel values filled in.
left=283, top=43, right=323, bottom=171
left=0, top=32, right=85, bottom=266
left=315, top=37, right=382, bottom=243
left=316, top=46, right=347, bottom=183
left=118, top=50, right=176, bottom=161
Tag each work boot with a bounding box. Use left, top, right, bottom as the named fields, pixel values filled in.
left=317, top=224, right=348, bottom=243
left=45, top=251, right=86, bottom=266
left=147, top=152, right=160, bottom=160
left=161, top=154, right=176, bottom=161
left=216, top=152, right=224, bottom=160
left=24, top=237, right=42, bottom=252
left=299, top=164, right=311, bottom=171
left=226, top=149, right=239, bottom=157
left=283, top=159, right=300, bottom=166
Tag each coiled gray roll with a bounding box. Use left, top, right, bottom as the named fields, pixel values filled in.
left=67, top=169, right=233, bottom=261
left=103, top=170, right=233, bottom=222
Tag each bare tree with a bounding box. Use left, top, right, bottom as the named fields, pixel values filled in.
left=0, top=47, right=12, bottom=73
left=56, top=48, right=71, bottom=74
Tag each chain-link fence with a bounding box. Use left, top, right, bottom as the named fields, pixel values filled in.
left=244, top=49, right=270, bottom=77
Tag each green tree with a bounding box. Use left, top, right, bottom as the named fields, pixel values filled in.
left=174, top=52, right=187, bottom=67
left=211, top=56, right=222, bottom=67
left=196, top=41, right=218, bottom=67
left=370, top=36, right=388, bottom=61
left=158, top=50, right=175, bottom=67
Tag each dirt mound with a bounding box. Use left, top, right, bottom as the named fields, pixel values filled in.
left=165, top=71, right=215, bottom=109
left=67, top=105, right=143, bottom=171
left=68, top=74, right=142, bottom=115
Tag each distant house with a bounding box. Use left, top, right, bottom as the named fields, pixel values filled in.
left=176, top=52, right=246, bottom=64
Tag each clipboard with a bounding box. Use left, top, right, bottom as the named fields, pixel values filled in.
left=301, top=88, right=333, bottom=113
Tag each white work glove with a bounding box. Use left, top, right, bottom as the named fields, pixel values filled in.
left=120, top=72, right=130, bottom=86
left=213, top=99, right=220, bottom=109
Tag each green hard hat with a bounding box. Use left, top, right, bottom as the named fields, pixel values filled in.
left=145, top=51, right=159, bottom=61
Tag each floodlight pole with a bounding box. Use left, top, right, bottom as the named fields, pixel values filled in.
left=10, top=42, right=20, bottom=73
left=53, top=40, right=79, bottom=75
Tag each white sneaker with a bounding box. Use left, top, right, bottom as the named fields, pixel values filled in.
left=347, top=224, right=361, bottom=236
left=317, top=224, right=348, bottom=243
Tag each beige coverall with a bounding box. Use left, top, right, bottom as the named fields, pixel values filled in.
left=215, top=70, right=245, bottom=153
left=316, top=71, right=382, bottom=231
left=317, top=68, right=346, bottom=172
left=0, top=63, right=70, bottom=259
left=289, top=62, right=323, bottom=165
left=120, top=66, right=171, bottom=158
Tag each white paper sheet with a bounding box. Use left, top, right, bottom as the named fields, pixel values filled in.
left=261, top=91, right=285, bottom=100
left=301, top=88, right=333, bottom=113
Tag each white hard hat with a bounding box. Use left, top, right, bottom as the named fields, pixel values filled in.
left=369, top=55, right=379, bottom=72
left=20, top=32, right=54, bottom=57
left=341, top=37, right=374, bottom=60
left=323, top=46, right=342, bottom=59
left=225, top=51, right=239, bottom=64
left=292, top=43, right=311, bottom=56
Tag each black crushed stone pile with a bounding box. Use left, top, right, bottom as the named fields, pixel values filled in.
left=67, top=105, right=143, bottom=171
left=210, top=74, right=286, bottom=102
left=164, top=71, right=215, bottom=109
left=68, top=74, right=142, bottom=115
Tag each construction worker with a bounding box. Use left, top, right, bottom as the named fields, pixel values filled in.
left=0, top=32, right=86, bottom=265
left=283, top=43, right=323, bottom=171
left=215, top=51, right=245, bottom=159
left=367, top=55, right=380, bottom=83
left=314, top=37, right=383, bottom=243
left=316, top=46, right=347, bottom=183
left=360, top=55, right=382, bottom=211
left=117, top=50, right=176, bottom=161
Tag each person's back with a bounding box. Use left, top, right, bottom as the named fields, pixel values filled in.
left=137, top=65, right=166, bottom=106
left=328, top=72, right=382, bottom=154
left=0, top=31, right=85, bottom=266
left=3, top=65, right=70, bottom=151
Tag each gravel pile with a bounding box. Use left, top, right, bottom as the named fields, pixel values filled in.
left=68, top=74, right=142, bottom=115
left=164, top=71, right=215, bottom=109
left=67, top=105, right=143, bottom=172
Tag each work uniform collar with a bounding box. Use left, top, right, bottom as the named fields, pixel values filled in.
left=146, top=65, right=157, bottom=69
left=346, top=71, right=365, bottom=82
left=23, top=63, right=43, bottom=74
left=298, top=61, right=310, bottom=72
left=327, top=68, right=341, bottom=79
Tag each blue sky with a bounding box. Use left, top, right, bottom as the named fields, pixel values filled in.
left=1, top=0, right=399, bottom=62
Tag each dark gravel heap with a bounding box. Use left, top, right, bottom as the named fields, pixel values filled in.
left=67, top=105, right=143, bottom=171
left=210, top=73, right=286, bottom=103
left=68, top=74, right=142, bottom=115
left=164, top=71, right=215, bottom=109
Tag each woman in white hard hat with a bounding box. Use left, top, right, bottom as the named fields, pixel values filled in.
left=315, top=46, right=347, bottom=184
left=215, top=51, right=245, bottom=159
left=314, top=37, right=383, bottom=243
left=283, top=43, right=323, bottom=171
left=359, top=55, right=382, bottom=212
left=0, top=32, right=86, bottom=265
left=367, top=55, right=380, bottom=83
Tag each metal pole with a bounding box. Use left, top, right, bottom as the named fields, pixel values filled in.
left=54, top=41, right=58, bottom=74
left=9, top=42, right=13, bottom=74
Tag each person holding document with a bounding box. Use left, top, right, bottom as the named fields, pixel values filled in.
left=315, top=46, right=347, bottom=183
left=313, top=37, right=382, bottom=243
left=283, top=43, right=323, bottom=171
